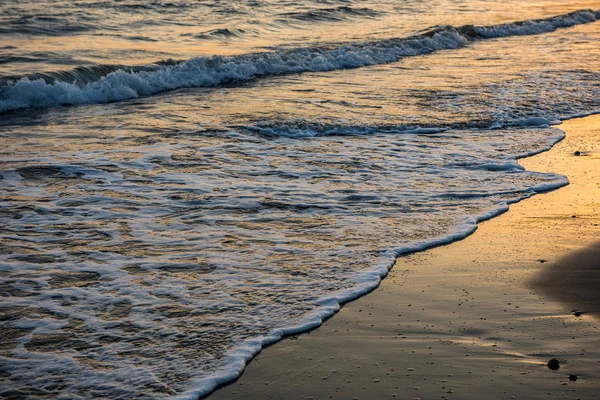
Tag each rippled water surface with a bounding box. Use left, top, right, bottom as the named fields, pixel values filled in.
left=0, top=0, right=597, bottom=75
left=1, top=1, right=600, bottom=399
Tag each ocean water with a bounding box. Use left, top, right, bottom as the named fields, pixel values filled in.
left=1, top=1, right=599, bottom=398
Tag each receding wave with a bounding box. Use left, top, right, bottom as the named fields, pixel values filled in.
left=1, top=9, right=598, bottom=113
left=243, top=123, right=546, bottom=140
left=0, top=120, right=569, bottom=399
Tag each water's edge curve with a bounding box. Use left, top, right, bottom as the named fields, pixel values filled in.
left=186, top=118, right=588, bottom=400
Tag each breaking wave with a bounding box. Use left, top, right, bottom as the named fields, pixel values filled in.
left=0, top=9, right=598, bottom=113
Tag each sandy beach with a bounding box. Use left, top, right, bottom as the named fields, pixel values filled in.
left=210, top=114, right=600, bottom=400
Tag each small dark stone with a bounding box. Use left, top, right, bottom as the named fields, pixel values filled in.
left=572, top=215, right=577, bottom=218
left=572, top=311, right=582, bottom=317
left=574, top=151, right=581, bottom=156
left=569, top=374, right=578, bottom=381
left=547, top=358, right=560, bottom=370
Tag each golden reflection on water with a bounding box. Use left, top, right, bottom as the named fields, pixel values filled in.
left=1, top=0, right=599, bottom=75
left=1, top=1, right=600, bottom=398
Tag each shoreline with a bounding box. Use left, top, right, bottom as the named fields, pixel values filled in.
left=209, top=115, right=600, bottom=399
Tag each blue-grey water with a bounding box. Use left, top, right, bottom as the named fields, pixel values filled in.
left=1, top=1, right=600, bottom=398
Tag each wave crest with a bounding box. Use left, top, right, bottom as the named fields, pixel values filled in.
left=1, top=9, right=598, bottom=113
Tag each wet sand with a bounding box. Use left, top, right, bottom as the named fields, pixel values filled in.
left=209, top=115, right=600, bottom=400
left=530, top=241, right=600, bottom=318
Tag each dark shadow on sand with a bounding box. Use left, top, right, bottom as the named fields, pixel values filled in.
left=529, top=241, right=600, bottom=316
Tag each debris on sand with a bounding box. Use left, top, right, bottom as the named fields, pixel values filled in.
left=547, top=359, right=560, bottom=370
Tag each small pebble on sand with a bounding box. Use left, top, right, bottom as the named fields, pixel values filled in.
left=547, top=358, right=560, bottom=370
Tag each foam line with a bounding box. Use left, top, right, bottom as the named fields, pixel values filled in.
left=1, top=9, right=598, bottom=113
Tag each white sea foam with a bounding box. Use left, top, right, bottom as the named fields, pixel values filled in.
left=470, top=10, right=599, bottom=38
left=1, top=9, right=598, bottom=113
left=0, top=123, right=568, bottom=398
left=2, top=4, right=600, bottom=399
